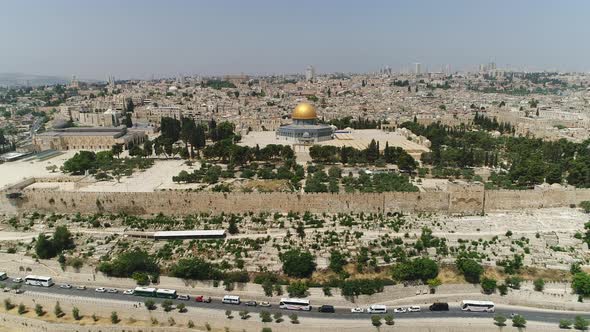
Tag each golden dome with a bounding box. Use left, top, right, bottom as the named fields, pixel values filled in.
left=292, top=102, right=317, bottom=120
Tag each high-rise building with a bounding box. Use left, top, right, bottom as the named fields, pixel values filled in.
left=305, top=65, right=315, bottom=82
left=414, top=63, right=422, bottom=75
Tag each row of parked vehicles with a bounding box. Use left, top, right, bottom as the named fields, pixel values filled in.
left=2, top=273, right=495, bottom=314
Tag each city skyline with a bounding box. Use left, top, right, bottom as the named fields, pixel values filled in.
left=1, top=0, right=589, bottom=79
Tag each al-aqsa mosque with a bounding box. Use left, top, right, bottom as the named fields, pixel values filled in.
left=276, top=103, right=334, bottom=144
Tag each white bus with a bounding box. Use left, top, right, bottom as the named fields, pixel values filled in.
left=24, top=275, right=54, bottom=287
left=0, top=272, right=7, bottom=281
left=222, top=295, right=241, bottom=305
left=279, top=298, right=311, bottom=311
left=366, top=304, right=388, bottom=314
left=460, top=300, right=495, bottom=312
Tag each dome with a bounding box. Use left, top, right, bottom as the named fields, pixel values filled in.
left=292, top=103, right=317, bottom=120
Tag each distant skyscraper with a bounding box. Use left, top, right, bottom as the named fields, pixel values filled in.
left=305, top=65, right=315, bottom=82
left=414, top=63, right=422, bottom=75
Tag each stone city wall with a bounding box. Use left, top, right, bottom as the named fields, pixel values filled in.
left=1, top=184, right=590, bottom=216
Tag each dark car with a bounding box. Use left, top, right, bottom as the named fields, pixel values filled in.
left=244, top=300, right=257, bottom=307
left=429, top=302, right=449, bottom=311
left=318, top=305, right=335, bottom=313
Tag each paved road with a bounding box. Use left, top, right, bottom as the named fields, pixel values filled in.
left=2, top=279, right=588, bottom=323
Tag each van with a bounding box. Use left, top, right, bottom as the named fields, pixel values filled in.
left=429, top=302, right=449, bottom=311
left=366, top=304, right=387, bottom=314
left=318, top=305, right=335, bottom=313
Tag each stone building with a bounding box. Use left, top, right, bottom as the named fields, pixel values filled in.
left=32, top=126, right=145, bottom=151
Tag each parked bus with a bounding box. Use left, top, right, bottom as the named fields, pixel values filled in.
left=24, top=275, right=54, bottom=287
left=0, top=272, right=7, bottom=281
left=222, top=295, right=241, bottom=305
left=279, top=298, right=311, bottom=311
left=460, top=300, right=495, bottom=312
left=133, top=287, right=157, bottom=297
left=156, top=289, right=177, bottom=299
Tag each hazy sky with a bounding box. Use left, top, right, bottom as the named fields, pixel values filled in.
left=1, top=0, right=589, bottom=79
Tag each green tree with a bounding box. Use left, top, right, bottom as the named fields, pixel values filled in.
left=329, top=250, right=347, bottom=273
left=481, top=277, right=497, bottom=294
left=228, top=220, right=239, bottom=235
left=289, top=313, right=299, bottom=324
left=259, top=310, right=272, bottom=322
left=572, top=272, right=590, bottom=297
left=54, top=301, right=63, bottom=317
left=273, top=312, right=283, bottom=323
left=72, top=306, right=81, bottom=320
left=98, top=249, right=160, bottom=277
left=123, top=112, right=133, bottom=128
left=177, top=303, right=186, bottom=313
left=512, top=314, right=526, bottom=328
left=371, top=315, right=382, bottom=327
left=110, top=311, right=119, bottom=324
left=574, top=316, right=589, bottom=330
left=17, top=303, right=26, bottom=315
left=145, top=299, right=156, bottom=310
left=34, top=304, right=44, bottom=316
left=494, top=314, right=507, bottom=326
left=281, top=249, right=316, bottom=278
left=392, top=257, right=438, bottom=282
left=384, top=314, right=394, bottom=325
left=534, top=278, right=545, bottom=292
left=457, top=258, right=484, bottom=283
left=35, top=233, right=56, bottom=259
left=559, top=319, right=573, bottom=329
left=52, top=225, right=74, bottom=252
left=287, top=281, right=309, bottom=297
left=111, top=143, right=123, bottom=158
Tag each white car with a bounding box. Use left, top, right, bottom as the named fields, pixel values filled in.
left=123, top=289, right=134, bottom=295
left=350, top=307, right=364, bottom=313
left=12, top=278, right=23, bottom=283
left=75, top=285, right=86, bottom=290
left=408, top=306, right=421, bottom=312
left=106, top=288, right=118, bottom=293
left=59, top=284, right=72, bottom=289
left=177, top=295, right=190, bottom=301
left=260, top=301, right=271, bottom=307
left=393, top=307, right=407, bottom=313
left=95, top=287, right=106, bottom=293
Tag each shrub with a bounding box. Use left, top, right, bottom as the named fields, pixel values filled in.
left=580, top=201, right=590, bottom=214
left=34, top=304, right=44, bottom=316
left=559, top=319, right=572, bottom=329
left=17, top=303, right=26, bottom=315
left=72, top=307, right=81, bottom=320
left=54, top=301, right=63, bottom=317
left=4, top=299, right=14, bottom=311
left=534, top=278, right=545, bottom=292
left=110, top=311, right=119, bottom=324
left=273, top=312, right=283, bottom=323
left=188, top=320, right=195, bottom=328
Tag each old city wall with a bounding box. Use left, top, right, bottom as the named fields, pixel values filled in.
left=2, top=183, right=590, bottom=216
left=484, top=189, right=590, bottom=210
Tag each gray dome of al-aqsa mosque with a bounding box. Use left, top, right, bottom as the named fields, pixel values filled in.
left=276, top=102, right=334, bottom=144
